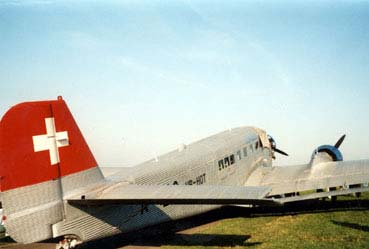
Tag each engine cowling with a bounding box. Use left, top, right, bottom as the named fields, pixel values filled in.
left=311, top=144, right=343, bottom=165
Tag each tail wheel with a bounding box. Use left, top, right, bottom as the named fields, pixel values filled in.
left=56, top=236, right=80, bottom=249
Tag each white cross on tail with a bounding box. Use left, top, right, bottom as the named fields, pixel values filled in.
left=32, top=117, right=69, bottom=165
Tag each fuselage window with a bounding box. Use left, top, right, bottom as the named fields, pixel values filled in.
left=230, top=154, right=235, bottom=164
left=243, top=147, right=248, bottom=157
left=237, top=150, right=242, bottom=160
left=255, top=141, right=259, bottom=150
left=218, top=160, right=224, bottom=171
left=224, top=157, right=230, bottom=167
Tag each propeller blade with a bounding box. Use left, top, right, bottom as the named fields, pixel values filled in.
left=274, top=148, right=289, bottom=156
left=334, top=134, right=346, bottom=149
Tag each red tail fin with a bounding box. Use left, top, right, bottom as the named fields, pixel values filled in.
left=0, top=97, right=104, bottom=243
left=0, top=96, right=99, bottom=191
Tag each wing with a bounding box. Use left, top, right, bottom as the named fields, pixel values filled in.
left=245, top=159, right=369, bottom=203
left=68, top=184, right=277, bottom=206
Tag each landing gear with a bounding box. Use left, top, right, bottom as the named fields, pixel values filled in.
left=328, top=187, right=337, bottom=201
left=316, top=188, right=337, bottom=201
left=349, top=184, right=363, bottom=198
left=316, top=189, right=327, bottom=201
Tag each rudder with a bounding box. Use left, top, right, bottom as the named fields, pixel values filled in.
left=0, top=96, right=104, bottom=243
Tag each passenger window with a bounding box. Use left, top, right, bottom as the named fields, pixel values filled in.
left=218, top=160, right=224, bottom=171
left=243, top=147, right=247, bottom=157
left=237, top=150, right=242, bottom=160
left=255, top=141, right=259, bottom=150
left=224, top=157, right=230, bottom=167
left=230, top=154, right=235, bottom=164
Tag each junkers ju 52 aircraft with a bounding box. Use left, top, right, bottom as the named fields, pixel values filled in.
left=0, top=97, right=368, bottom=248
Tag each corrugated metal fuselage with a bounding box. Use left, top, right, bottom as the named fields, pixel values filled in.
left=53, top=127, right=272, bottom=241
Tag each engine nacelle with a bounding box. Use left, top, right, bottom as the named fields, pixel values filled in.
left=310, top=145, right=343, bottom=165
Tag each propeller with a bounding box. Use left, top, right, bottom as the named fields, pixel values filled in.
left=274, top=147, right=289, bottom=156
left=334, top=134, right=346, bottom=149
left=267, top=135, right=289, bottom=157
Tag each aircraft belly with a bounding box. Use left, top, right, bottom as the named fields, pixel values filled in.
left=54, top=203, right=219, bottom=241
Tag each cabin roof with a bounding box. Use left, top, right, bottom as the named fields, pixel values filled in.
left=109, top=126, right=262, bottom=183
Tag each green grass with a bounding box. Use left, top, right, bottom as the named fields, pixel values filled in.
left=162, top=193, right=369, bottom=249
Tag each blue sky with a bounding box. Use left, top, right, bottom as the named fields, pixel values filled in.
left=1, top=0, right=369, bottom=167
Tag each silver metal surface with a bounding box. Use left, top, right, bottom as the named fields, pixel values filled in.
left=2, top=107, right=369, bottom=245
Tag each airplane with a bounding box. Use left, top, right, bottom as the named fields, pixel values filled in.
left=0, top=96, right=368, bottom=248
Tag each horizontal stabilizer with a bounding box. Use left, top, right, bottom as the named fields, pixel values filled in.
left=68, top=184, right=276, bottom=206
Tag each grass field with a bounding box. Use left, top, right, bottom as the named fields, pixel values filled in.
left=1, top=193, right=369, bottom=249
left=158, top=193, right=369, bottom=249
left=166, top=206, right=369, bottom=248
